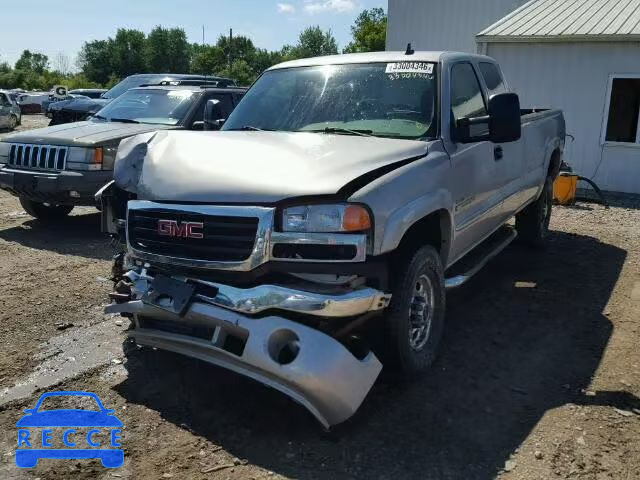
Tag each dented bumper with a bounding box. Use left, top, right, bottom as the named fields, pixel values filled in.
left=106, top=275, right=383, bottom=428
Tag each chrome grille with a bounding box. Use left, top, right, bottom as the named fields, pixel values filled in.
left=126, top=201, right=275, bottom=272
left=8, top=144, right=68, bottom=171
left=128, top=208, right=259, bottom=262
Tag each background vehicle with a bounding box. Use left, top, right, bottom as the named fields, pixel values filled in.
left=69, top=89, right=108, bottom=99
left=0, top=83, right=245, bottom=220
left=0, top=90, right=22, bottom=130
left=48, top=74, right=235, bottom=125
left=103, top=51, right=565, bottom=428
left=16, top=92, right=49, bottom=114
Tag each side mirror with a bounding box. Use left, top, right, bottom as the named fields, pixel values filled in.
left=454, top=92, right=521, bottom=144
left=204, top=99, right=225, bottom=131
left=487, top=92, right=521, bottom=143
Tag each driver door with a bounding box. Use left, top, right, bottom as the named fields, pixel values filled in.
left=447, top=62, right=505, bottom=262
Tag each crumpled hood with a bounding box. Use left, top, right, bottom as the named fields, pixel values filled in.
left=48, top=97, right=110, bottom=113
left=115, top=130, right=429, bottom=203
left=4, top=121, right=177, bottom=147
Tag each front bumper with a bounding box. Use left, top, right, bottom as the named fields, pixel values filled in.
left=185, top=276, right=390, bottom=317
left=0, top=167, right=112, bottom=206
left=106, top=297, right=382, bottom=428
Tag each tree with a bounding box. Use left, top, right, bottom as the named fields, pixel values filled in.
left=216, top=34, right=256, bottom=66
left=251, top=48, right=284, bottom=76
left=218, top=59, right=255, bottom=86
left=286, top=26, right=338, bottom=60
left=77, top=40, right=114, bottom=84
left=14, top=50, right=49, bottom=74
left=344, top=8, right=387, bottom=53
left=53, top=52, right=72, bottom=75
left=191, top=44, right=226, bottom=75
left=111, top=29, right=147, bottom=77
left=146, top=26, right=191, bottom=73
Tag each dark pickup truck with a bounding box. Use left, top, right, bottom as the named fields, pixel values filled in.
left=0, top=83, right=246, bottom=220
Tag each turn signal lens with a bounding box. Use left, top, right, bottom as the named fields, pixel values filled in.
left=93, top=147, right=104, bottom=165
left=343, top=205, right=371, bottom=232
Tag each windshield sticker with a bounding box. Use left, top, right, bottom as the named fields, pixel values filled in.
left=386, top=62, right=434, bottom=75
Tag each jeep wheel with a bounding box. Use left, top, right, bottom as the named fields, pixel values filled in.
left=516, top=176, right=553, bottom=248
left=19, top=197, right=73, bottom=221
left=385, top=245, right=446, bottom=377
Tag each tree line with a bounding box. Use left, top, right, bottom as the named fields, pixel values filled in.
left=0, top=8, right=386, bottom=91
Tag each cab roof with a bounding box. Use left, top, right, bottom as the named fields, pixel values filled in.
left=268, top=51, right=497, bottom=70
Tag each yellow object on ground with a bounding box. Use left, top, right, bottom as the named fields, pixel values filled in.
left=554, top=174, right=578, bottom=205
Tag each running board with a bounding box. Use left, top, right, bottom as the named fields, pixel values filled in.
left=444, top=227, right=517, bottom=290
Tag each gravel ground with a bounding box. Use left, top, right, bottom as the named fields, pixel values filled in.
left=0, top=116, right=638, bottom=479
left=0, top=114, right=51, bottom=140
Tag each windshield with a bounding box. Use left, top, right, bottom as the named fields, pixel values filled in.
left=94, top=89, right=196, bottom=125
left=223, top=62, right=437, bottom=139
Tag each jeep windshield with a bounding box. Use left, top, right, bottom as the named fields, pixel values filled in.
left=224, top=62, right=437, bottom=139
left=93, top=89, right=196, bottom=126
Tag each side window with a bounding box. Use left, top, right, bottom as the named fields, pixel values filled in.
left=451, top=63, right=487, bottom=121
left=209, top=94, right=234, bottom=117
left=479, top=62, right=506, bottom=97
left=191, top=93, right=234, bottom=126
left=0, top=94, right=9, bottom=107
left=605, top=78, right=640, bottom=143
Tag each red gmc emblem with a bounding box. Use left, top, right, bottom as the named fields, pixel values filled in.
left=157, top=219, right=204, bottom=239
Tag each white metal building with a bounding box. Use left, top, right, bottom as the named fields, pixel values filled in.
left=387, top=0, right=640, bottom=194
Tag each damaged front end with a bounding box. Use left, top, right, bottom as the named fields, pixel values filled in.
left=105, top=197, right=390, bottom=428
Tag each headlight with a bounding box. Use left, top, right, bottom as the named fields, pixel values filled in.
left=282, top=204, right=371, bottom=233
left=66, top=146, right=104, bottom=171
left=102, top=146, right=118, bottom=170
left=0, top=142, right=10, bottom=165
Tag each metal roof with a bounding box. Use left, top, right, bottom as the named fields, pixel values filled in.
left=477, top=0, right=640, bottom=42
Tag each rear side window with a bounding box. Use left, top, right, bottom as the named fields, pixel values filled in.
left=451, top=63, right=487, bottom=120
left=479, top=62, right=506, bottom=96
left=190, top=93, right=234, bottom=126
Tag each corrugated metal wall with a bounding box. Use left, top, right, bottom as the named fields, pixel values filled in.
left=387, top=0, right=529, bottom=52
left=487, top=42, right=640, bottom=194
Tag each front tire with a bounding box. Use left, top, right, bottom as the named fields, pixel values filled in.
left=8, top=115, right=17, bottom=130
left=19, top=197, right=73, bottom=221
left=384, top=245, right=446, bottom=377
left=516, top=176, right=553, bottom=248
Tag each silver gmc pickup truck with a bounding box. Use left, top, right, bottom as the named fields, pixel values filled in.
left=101, top=51, right=565, bottom=428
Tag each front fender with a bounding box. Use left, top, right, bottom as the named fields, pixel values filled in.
left=379, top=189, right=454, bottom=261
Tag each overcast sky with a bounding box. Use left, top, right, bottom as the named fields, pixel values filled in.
left=1, top=0, right=387, bottom=69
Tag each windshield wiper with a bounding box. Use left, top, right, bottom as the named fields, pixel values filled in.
left=92, top=114, right=107, bottom=121
left=109, top=118, right=140, bottom=124
left=226, top=126, right=266, bottom=131
left=306, top=127, right=374, bottom=137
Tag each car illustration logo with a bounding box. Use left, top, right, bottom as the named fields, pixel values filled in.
left=15, top=391, right=124, bottom=468
left=157, top=219, right=204, bottom=239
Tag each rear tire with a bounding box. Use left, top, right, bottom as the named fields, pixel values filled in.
left=384, top=245, right=446, bottom=378
left=19, top=197, right=73, bottom=221
left=516, top=176, right=553, bottom=248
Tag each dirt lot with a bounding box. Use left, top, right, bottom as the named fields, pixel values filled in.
left=0, top=116, right=638, bottom=479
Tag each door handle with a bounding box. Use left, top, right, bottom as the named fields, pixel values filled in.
left=494, top=146, right=503, bottom=161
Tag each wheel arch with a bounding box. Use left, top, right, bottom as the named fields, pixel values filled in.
left=547, top=148, right=562, bottom=180
left=380, top=195, right=454, bottom=268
